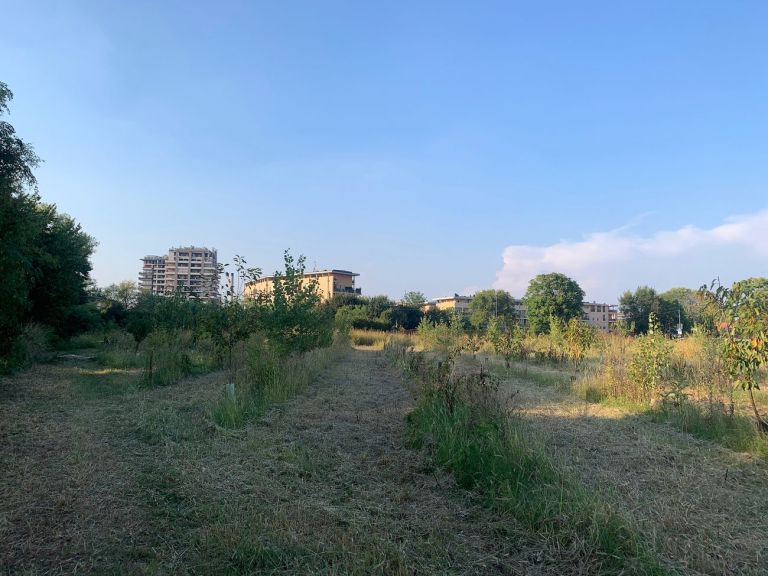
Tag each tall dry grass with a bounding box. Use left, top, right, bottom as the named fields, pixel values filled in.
left=521, top=331, right=768, bottom=459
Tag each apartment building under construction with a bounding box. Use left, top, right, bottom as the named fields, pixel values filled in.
left=139, top=246, right=219, bottom=301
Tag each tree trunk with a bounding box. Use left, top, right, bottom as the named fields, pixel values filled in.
left=748, top=387, right=768, bottom=433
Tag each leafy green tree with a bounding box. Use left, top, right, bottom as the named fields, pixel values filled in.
left=523, top=273, right=585, bottom=334
left=660, top=287, right=700, bottom=332
left=126, top=294, right=159, bottom=351
left=424, top=307, right=451, bottom=326
left=103, top=281, right=140, bottom=309
left=258, top=250, right=333, bottom=355
left=620, top=286, right=687, bottom=335
left=0, top=82, right=43, bottom=359
left=365, top=295, right=395, bottom=320
left=468, top=289, right=517, bottom=330
left=564, top=317, right=596, bottom=363
left=416, top=311, right=465, bottom=353
left=700, top=278, right=768, bottom=430
left=0, top=82, right=96, bottom=362
left=328, top=292, right=365, bottom=311
left=385, top=304, right=423, bottom=330
left=486, top=316, right=523, bottom=368
left=331, top=293, right=412, bottom=331
left=27, top=211, right=96, bottom=335
left=402, top=291, right=427, bottom=306
left=221, top=254, right=260, bottom=301
left=627, top=313, right=673, bottom=402
left=619, top=286, right=657, bottom=335
left=216, top=256, right=262, bottom=379
left=98, top=281, right=139, bottom=326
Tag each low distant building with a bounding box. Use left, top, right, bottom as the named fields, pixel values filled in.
left=422, top=294, right=473, bottom=316
left=139, top=246, right=219, bottom=301
left=512, top=299, right=527, bottom=327
left=582, top=302, right=617, bottom=332
left=244, top=269, right=360, bottom=302
left=420, top=291, right=617, bottom=332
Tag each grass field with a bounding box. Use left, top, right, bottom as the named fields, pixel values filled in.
left=2, top=337, right=768, bottom=574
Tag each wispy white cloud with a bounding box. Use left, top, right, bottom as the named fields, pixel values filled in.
left=493, top=209, right=768, bottom=302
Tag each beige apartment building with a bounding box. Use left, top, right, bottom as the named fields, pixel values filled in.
left=422, top=294, right=473, bottom=315
left=582, top=302, right=617, bottom=331
left=139, top=246, right=219, bottom=301
left=244, top=269, right=360, bottom=302
left=514, top=300, right=616, bottom=331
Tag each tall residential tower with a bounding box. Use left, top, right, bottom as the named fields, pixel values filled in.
left=139, top=246, right=219, bottom=301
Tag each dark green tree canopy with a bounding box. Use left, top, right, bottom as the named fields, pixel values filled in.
left=522, top=273, right=585, bottom=334
left=620, top=286, right=693, bottom=335
left=0, top=82, right=39, bottom=194
left=659, top=287, right=698, bottom=333
left=365, top=295, right=395, bottom=319
left=384, top=304, right=423, bottom=330
left=468, top=289, right=517, bottom=330
left=619, top=286, right=658, bottom=334
left=1, top=81, right=96, bottom=363
left=103, top=281, right=140, bottom=310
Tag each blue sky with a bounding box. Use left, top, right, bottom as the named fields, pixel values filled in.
left=3, top=1, right=767, bottom=302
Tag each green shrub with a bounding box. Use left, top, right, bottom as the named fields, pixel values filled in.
left=627, top=314, right=673, bottom=403
left=210, top=333, right=348, bottom=428
left=0, top=324, right=54, bottom=373
left=61, top=303, right=102, bottom=337
left=142, top=330, right=193, bottom=387
left=59, top=332, right=103, bottom=350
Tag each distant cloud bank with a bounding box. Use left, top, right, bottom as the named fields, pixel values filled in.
left=494, top=209, right=768, bottom=303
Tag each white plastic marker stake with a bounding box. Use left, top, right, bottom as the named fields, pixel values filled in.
left=226, top=382, right=236, bottom=400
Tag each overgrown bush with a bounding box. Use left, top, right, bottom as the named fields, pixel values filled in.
left=626, top=314, right=673, bottom=403
left=3, top=323, right=54, bottom=372
left=486, top=317, right=524, bottom=368
left=142, top=330, right=194, bottom=387
left=415, top=313, right=464, bottom=354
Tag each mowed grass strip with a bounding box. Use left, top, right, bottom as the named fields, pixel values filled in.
left=389, top=343, right=667, bottom=575
left=407, top=397, right=666, bottom=575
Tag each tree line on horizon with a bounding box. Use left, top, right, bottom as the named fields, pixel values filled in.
left=2, top=78, right=765, bottom=373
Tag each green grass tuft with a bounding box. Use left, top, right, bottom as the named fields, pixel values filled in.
left=389, top=340, right=666, bottom=575
left=652, top=402, right=768, bottom=459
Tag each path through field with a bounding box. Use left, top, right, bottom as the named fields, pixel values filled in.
left=1, top=349, right=560, bottom=575
left=4, top=348, right=768, bottom=574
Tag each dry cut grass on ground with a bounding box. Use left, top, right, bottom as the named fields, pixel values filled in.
left=4, top=343, right=767, bottom=574
left=1, top=347, right=579, bottom=575
left=463, top=354, right=768, bottom=576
